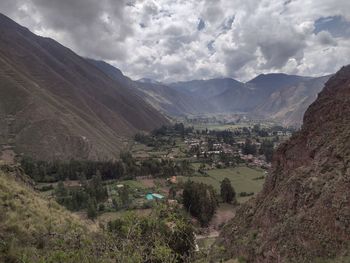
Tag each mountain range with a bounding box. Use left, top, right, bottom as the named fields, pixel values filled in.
left=169, top=73, right=331, bottom=125
left=89, top=57, right=332, bottom=126
left=90, top=60, right=332, bottom=125
left=0, top=13, right=333, bottom=162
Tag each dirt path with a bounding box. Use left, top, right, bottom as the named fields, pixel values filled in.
left=195, top=203, right=236, bottom=250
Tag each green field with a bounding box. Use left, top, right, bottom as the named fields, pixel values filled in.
left=179, top=166, right=265, bottom=203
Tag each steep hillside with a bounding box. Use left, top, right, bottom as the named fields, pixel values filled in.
left=254, top=75, right=331, bottom=126
left=0, top=165, right=197, bottom=262
left=0, top=167, right=112, bottom=262
left=0, top=14, right=168, bottom=161
left=217, top=65, right=350, bottom=262
left=88, top=59, right=214, bottom=116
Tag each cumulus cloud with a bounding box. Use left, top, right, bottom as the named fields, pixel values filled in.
left=0, top=0, right=350, bottom=82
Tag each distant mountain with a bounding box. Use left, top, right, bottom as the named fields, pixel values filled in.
left=88, top=59, right=215, bottom=116
left=213, top=74, right=310, bottom=112
left=217, top=65, right=350, bottom=263
left=246, top=73, right=310, bottom=93
left=0, top=13, right=168, bottom=161
left=170, top=78, right=244, bottom=99
left=134, top=81, right=216, bottom=116
left=254, top=75, right=331, bottom=126
left=170, top=74, right=334, bottom=126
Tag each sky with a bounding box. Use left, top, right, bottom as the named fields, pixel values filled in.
left=1, top=0, right=350, bottom=82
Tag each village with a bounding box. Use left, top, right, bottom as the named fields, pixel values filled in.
left=19, top=121, right=294, bottom=252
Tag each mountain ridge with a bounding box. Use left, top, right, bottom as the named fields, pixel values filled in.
left=0, top=13, right=169, bottom=161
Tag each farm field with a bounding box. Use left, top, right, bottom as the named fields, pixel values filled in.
left=179, top=166, right=265, bottom=203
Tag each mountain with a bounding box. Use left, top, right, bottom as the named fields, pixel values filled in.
left=170, top=78, right=244, bottom=99
left=88, top=59, right=215, bottom=116
left=217, top=65, right=350, bottom=262
left=155, top=73, right=327, bottom=121
left=254, top=75, right=332, bottom=126
left=85, top=58, right=127, bottom=84
left=133, top=81, right=216, bottom=116
left=212, top=73, right=311, bottom=113
left=85, top=61, right=332, bottom=125
left=247, top=73, right=311, bottom=94
left=0, top=13, right=168, bottom=161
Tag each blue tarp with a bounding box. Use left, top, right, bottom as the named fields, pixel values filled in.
left=146, top=193, right=154, bottom=200
left=146, top=193, right=164, bottom=200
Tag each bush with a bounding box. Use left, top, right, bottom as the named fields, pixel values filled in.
left=220, top=178, right=236, bottom=203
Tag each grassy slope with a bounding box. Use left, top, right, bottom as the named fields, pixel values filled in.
left=0, top=170, right=114, bottom=263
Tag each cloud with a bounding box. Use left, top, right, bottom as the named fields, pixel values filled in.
left=0, top=0, right=350, bottom=82
left=315, top=31, right=338, bottom=46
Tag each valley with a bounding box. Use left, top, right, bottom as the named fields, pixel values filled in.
left=1, top=5, right=349, bottom=263
left=16, top=121, right=287, bottom=258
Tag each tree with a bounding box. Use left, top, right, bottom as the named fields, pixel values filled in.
left=242, top=139, right=257, bottom=155
left=259, top=140, right=274, bottom=163
left=220, top=178, right=236, bottom=203
left=182, top=181, right=217, bottom=226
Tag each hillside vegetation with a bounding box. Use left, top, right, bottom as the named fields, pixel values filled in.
left=0, top=167, right=110, bottom=262
left=0, top=166, right=197, bottom=262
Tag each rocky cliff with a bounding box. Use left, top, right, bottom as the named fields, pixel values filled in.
left=218, top=65, right=350, bottom=262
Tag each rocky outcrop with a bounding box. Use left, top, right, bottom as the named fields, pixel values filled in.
left=218, top=65, right=350, bottom=262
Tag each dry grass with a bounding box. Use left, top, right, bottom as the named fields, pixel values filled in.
left=0, top=170, right=111, bottom=262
